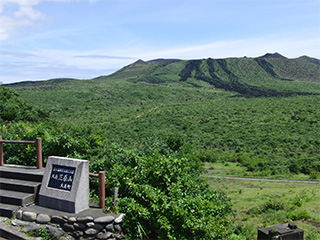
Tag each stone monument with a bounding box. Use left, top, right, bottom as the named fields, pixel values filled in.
left=38, top=156, right=89, bottom=213
left=258, top=223, right=303, bottom=240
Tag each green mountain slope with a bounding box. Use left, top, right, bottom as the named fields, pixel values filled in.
left=4, top=54, right=320, bottom=175
left=127, top=54, right=320, bottom=97
left=2, top=54, right=320, bottom=240
left=5, top=53, right=320, bottom=127
left=7, top=53, right=320, bottom=98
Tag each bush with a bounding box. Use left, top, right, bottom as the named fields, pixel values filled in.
left=247, top=191, right=314, bottom=225
left=288, top=210, right=310, bottom=221
left=0, top=121, right=105, bottom=166
left=309, top=170, right=320, bottom=180
left=90, top=139, right=236, bottom=239
left=1, top=120, right=237, bottom=239
left=0, top=86, right=48, bottom=123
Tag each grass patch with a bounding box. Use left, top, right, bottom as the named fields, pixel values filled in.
left=206, top=177, right=320, bottom=239
left=203, top=162, right=247, bottom=176
left=203, top=161, right=319, bottom=181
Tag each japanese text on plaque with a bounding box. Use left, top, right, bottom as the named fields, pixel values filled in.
left=48, top=165, right=76, bottom=191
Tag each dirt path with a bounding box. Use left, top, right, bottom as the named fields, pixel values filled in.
left=201, top=174, right=320, bottom=184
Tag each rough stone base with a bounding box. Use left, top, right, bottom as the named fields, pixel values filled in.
left=13, top=209, right=125, bottom=239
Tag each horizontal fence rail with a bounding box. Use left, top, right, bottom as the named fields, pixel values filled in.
left=0, top=136, right=42, bottom=169
left=89, top=171, right=106, bottom=209
left=1, top=136, right=107, bottom=210
left=1, top=136, right=106, bottom=209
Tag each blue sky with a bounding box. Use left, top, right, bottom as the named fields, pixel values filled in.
left=0, top=0, right=319, bottom=83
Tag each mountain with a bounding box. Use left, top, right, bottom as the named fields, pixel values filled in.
left=7, top=53, right=320, bottom=96
left=3, top=53, right=320, bottom=166
left=100, top=53, right=319, bottom=97
left=259, top=52, right=287, bottom=59
left=2, top=54, right=320, bottom=240
left=3, top=54, right=319, bottom=117
left=4, top=53, right=320, bottom=121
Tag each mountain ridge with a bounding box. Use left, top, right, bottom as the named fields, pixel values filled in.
left=5, top=53, right=319, bottom=86
left=2, top=53, right=320, bottom=165
left=259, top=52, right=287, bottom=59
left=5, top=53, right=320, bottom=98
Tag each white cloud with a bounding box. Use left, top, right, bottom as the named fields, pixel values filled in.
left=0, top=0, right=44, bottom=40
left=0, top=48, right=136, bottom=83
left=135, top=35, right=320, bottom=60
left=74, top=54, right=135, bottom=60
left=15, top=5, right=43, bottom=20
left=0, top=0, right=96, bottom=41
left=0, top=50, right=38, bottom=57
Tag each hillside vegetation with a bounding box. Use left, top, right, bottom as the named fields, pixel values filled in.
left=5, top=53, right=320, bottom=178
left=1, top=53, right=320, bottom=239
left=0, top=86, right=237, bottom=239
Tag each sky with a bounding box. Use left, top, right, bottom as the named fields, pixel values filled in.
left=0, top=0, right=319, bottom=84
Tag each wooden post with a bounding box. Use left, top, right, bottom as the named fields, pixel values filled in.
left=113, top=187, right=119, bottom=211
left=0, top=136, right=3, bottom=166
left=35, top=138, right=42, bottom=169
left=99, top=171, right=105, bottom=209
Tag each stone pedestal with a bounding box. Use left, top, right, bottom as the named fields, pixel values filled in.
left=258, top=223, right=303, bottom=240
left=39, top=156, right=89, bottom=213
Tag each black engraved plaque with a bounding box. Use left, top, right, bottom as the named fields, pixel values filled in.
left=48, top=164, right=76, bottom=191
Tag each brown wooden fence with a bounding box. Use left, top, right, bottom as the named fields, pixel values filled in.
left=0, top=136, right=42, bottom=169
left=89, top=171, right=106, bottom=209
left=0, top=136, right=106, bottom=209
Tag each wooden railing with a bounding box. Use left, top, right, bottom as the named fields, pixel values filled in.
left=0, top=136, right=42, bottom=169
left=89, top=171, right=106, bottom=209
left=0, top=136, right=106, bottom=209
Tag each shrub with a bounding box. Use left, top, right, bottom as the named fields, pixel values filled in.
left=90, top=139, right=236, bottom=239
left=288, top=210, right=310, bottom=221
left=0, top=86, right=48, bottom=123
left=309, top=170, right=320, bottom=180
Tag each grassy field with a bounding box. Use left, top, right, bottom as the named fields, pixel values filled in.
left=203, top=162, right=319, bottom=181
left=206, top=176, right=320, bottom=240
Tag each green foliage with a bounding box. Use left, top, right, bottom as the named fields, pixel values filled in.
left=306, top=232, right=320, bottom=240
left=0, top=120, right=105, bottom=166
left=4, top=58, right=320, bottom=177
left=1, top=117, right=236, bottom=239
left=89, top=139, right=235, bottom=239
left=178, top=57, right=320, bottom=97
left=309, top=171, right=320, bottom=180
left=288, top=210, right=311, bottom=221
left=2, top=55, right=320, bottom=239
left=0, top=86, right=48, bottom=122
left=209, top=177, right=320, bottom=240
left=27, top=227, right=56, bottom=240
left=0, top=86, right=50, bottom=165
left=247, top=190, right=316, bottom=223
left=248, top=199, right=285, bottom=215
left=0, top=121, right=45, bottom=165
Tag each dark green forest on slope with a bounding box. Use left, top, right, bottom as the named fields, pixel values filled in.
left=0, top=85, right=237, bottom=240
left=1, top=53, right=320, bottom=239
left=5, top=53, right=320, bottom=177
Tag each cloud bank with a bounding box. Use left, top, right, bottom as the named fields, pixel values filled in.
left=0, top=0, right=44, bottom=40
